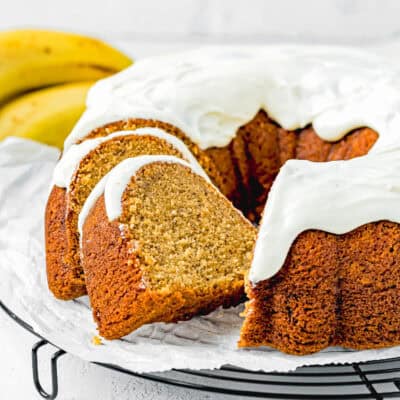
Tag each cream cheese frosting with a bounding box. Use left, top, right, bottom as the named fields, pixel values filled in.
left=52, top=127, right=209, bottom=189
left=65, top=46, right=400, bottom=152
left=78, top=155, right=205, bottom=235
left=249, top=148, right=400, bottom=283
left=63, top=45, right=400, bottom=285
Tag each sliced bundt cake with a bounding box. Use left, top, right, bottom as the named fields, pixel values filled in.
left=239, top=150, right=400, bottom=354
left=45, top=128, right=220, bottom=299
left=80, top=156, right=256, bottom=339
left=45, top=46, right=400, bottom=354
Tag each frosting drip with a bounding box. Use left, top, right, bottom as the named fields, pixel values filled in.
left=53, top=127, right=209, bottom=188
left=65, top=46, right=399, bottom=151
left=78, top=156, right=204, bottom=235
left=250, top=149, right=400, bottom=283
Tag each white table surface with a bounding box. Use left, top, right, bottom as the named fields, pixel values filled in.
left=1, top=310, right=233, bottom=400
left=3, top=1, right=400, bottom=397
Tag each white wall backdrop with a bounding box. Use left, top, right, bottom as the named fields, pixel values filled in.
left=0, top=0, right=400, bottom=45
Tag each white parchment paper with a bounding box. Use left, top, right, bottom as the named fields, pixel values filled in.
left=1, top=137, right=400, bottom=373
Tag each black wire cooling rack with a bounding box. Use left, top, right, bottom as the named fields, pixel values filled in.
left=2, top=300, right=400, bottom=400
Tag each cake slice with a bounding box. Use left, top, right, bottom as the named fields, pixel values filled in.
left=45, top=128, right=221, bottom=300
left=80, top=156, right=256, bottom=339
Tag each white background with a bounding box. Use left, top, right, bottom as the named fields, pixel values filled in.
left=1, top=0, right=400, bottom=45
left=2, top=1, right=400, bottom=399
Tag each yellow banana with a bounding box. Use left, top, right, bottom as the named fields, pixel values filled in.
left=0, top=81, right=94, bottom=148
left=0, top=29, right=132, bottom=103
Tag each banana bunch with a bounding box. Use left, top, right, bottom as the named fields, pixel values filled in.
left=0, top=29, right=132, bottom=148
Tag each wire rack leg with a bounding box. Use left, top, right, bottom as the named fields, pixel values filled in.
left=32, top=339, right=66, bottom=400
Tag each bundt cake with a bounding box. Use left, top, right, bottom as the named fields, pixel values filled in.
left=80, top=155, right=256, bottom=339
left=45, top=46, right=400, bottom=352
left=45, top=128, right=219, bottom=299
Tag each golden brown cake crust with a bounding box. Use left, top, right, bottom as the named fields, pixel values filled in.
left=45, top=186, right=86, bottom=299
left=218, top=112, right=378, bottom=221
left=239, top=221, right=400, bottom=355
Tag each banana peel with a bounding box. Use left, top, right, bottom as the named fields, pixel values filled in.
left=0, top=29, right=132, bottom=103
left=0, top=29, right=133, bottom=148
left=0, top=81, right=94, bottom=149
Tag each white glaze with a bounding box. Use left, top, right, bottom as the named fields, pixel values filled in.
left=52, top=127, right=209, bottom=188
left=65, top=46, right=400, bottom=152
left=250, top=148, right=400, bottom=283
left=63, top=45, right=400, bottom=284
left=78, top=155, right=204, bottom=235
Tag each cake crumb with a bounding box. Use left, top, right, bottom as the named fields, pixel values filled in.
left=92, top=335, right=103, bottom=346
